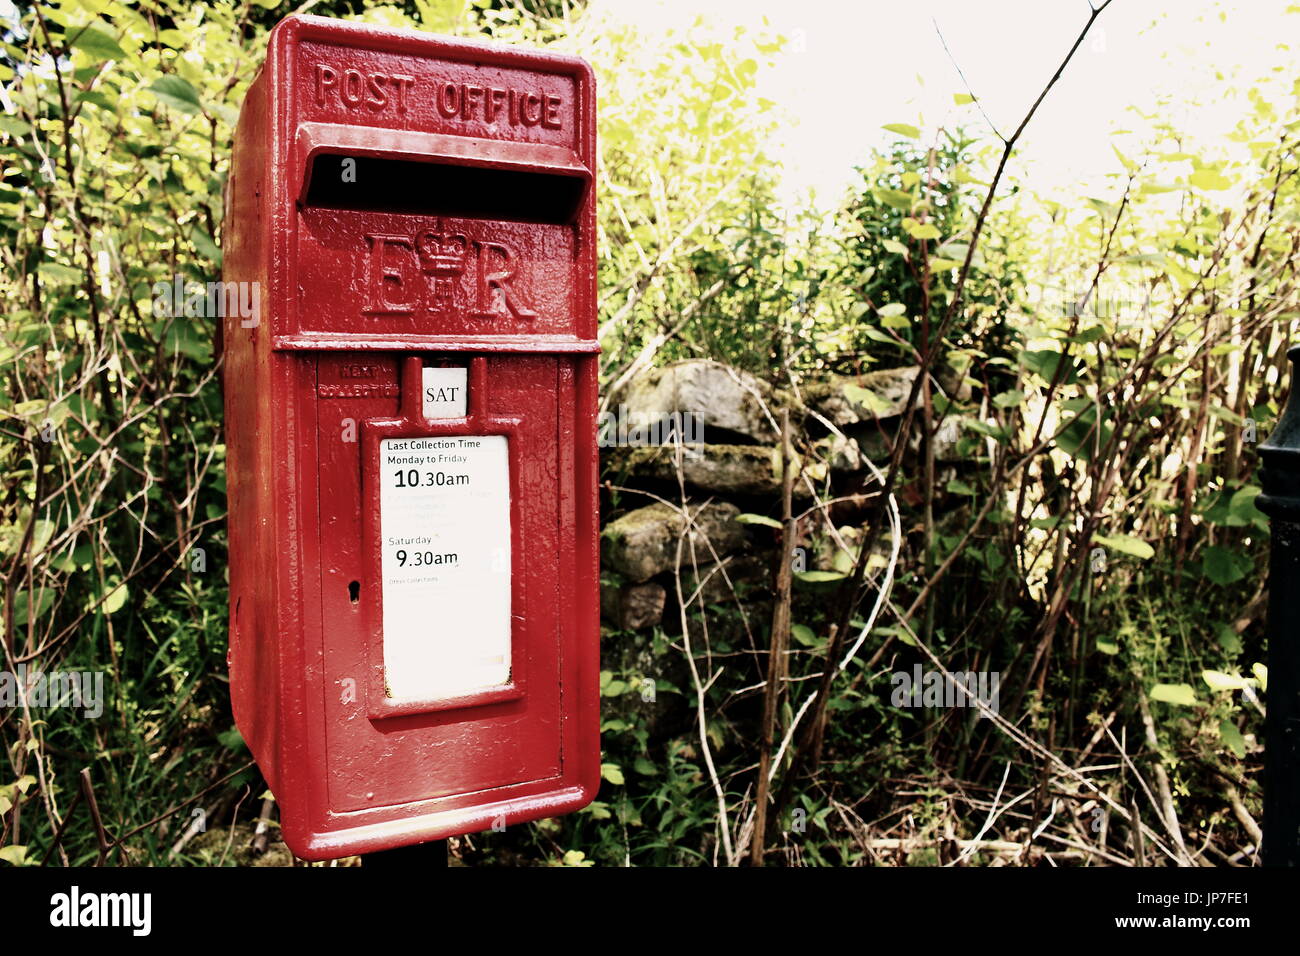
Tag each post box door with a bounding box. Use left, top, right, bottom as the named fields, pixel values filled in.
left=312, top=353, right=581, bottom=815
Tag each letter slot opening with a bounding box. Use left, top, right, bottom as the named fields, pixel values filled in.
left=303, top=153, right=587, bottom=225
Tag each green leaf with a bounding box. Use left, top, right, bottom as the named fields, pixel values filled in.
left=1087, top=197, right=1119, bottom=219
left=600, top=763, right=625, bottom=785
left=993, top=390, right=1024, bottom=409
left=155, top=28, right=187, bottom=49
left=633, top=757, right=657, bottom=776
left=842, top=383, right=896, bottom=416
left=37, top=262, right=82, bottom=284
left=882, top=122, right=921, bottom=139
left=1189, top=167, right=1232, bottom=190
left=70, top=24, right=126, bottom=62
left=946, top=478, right=976, bottom=495
left=150, top=75, right=203, bottom=115
left=1219, top=720, right=1246, bottom=759
left=735, top=513, right=781, bottom=529
left=1202, top=545, right=1251, bottom=585
left=1111, top=143, right=1138, bottom=173
left=790, top=623, right=819, bottom=647
left=794, top=570, right=846, bottom=584
left=901, top=217, right=940, bottom=241
left=1217, top=624, right=1243, bottom=655
left=74, top=89, right=115, bottom=112
left=1096, top=639, right=1119, bottom=655
left=953, top=93, right=975, bottom=105
left=952, top=164, right=986, bottom=185
left=877, top=302, right=906, bottom=318
left=876, top=188, right=914, bottom=211
left=1226, top=486, right=1263, bottom=526
left=1162, top=257, right=1198, bottom=290
left=13, top=589, right=54, bottom=627
left=189, top=226, right=221, bottom=265
left=30, top=519, right=56, bottom=553
left=1140, top=182, right=1185, bottom=194
left=870, top=624, right=911, bottom=647
left=1119, top=253, right=1166, bottom=267
left=1020, top=349, right=1078, bottom=384
left=1150, top=683, right=1199, bottom=707
left=0, top=845, right=28, bottom=866
left=1092, top=534, right=1155, bottom=560
left=102, top=581, right=128, bottom=615
left=0, top=116, right=32, bottom=137
left=927, top=257, right=963, bottom=271
left=1202, top=669, right=1251, bottom=692
left=964, top=419, right=1010, bottom=443
left=162, top=321, right=212, bottom=362
left=1057, top=403, right=1110, bottom=459
left=881, top=238, right=909, bottom=257
left=1253, top=662, right=1267, bottom=691
left=1066, top=325, right=1105, bottom=344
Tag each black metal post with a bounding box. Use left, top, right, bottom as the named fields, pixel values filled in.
left=1256, top=346, right=1300, bottom=866
left=361, top=839, right=449, bottom=868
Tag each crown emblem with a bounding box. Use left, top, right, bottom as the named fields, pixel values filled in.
left=416, top=225, right=468, bottom=276
left=416, top=221, right=468, bottom=316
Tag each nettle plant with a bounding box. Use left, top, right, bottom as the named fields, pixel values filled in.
left=0, top=0, right=274, bottom=865
left=829, top=125, right=1024, bottom=375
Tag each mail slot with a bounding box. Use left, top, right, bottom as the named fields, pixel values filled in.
left=220, top=14, right=600, bottom=860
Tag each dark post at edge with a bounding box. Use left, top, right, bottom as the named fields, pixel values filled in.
left=1256, top=345, right=1300, bottom=866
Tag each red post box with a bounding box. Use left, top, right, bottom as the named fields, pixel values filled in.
left=220, top=14, right=600, bottom=860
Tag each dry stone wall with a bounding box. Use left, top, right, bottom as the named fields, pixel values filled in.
left=598, top=359, right=971, bottom=633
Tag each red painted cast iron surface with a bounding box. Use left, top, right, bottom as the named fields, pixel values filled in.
left=221, top=14, right=600, bottom=860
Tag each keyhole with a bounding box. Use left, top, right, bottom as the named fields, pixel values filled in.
left=348, top=580, right=360, bottom=604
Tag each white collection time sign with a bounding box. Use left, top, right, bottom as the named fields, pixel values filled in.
left=378, top=432, right=512, bottom=701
